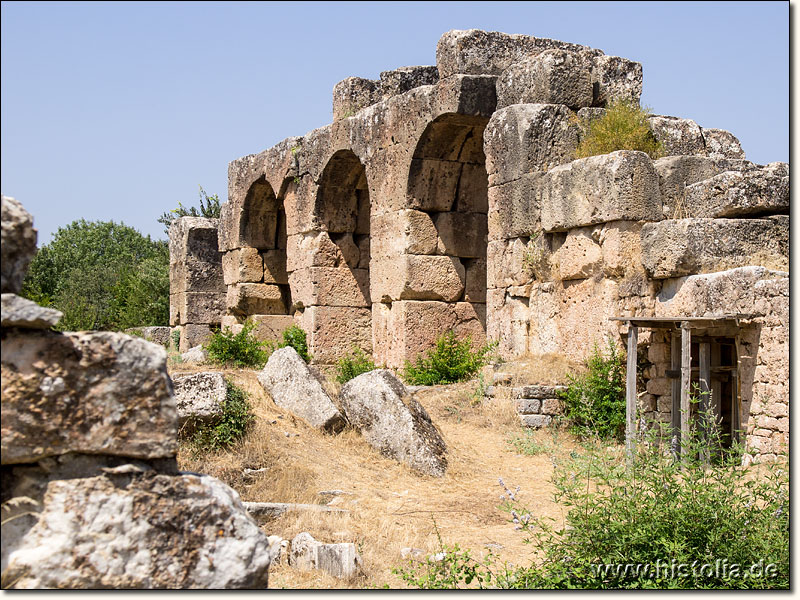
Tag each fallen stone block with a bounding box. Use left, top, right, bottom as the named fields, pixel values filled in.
left=2, top=473, right=271, bottom=589
left=682, top=168, right=788, bottom=218
left=648, top=115, right=705, bottom=156
left=520, top=414, right=553, bottom=428
left=702, top=128, right=745, bottom=159
left=496, top=49, right=593, bottom=109
left=1, top=293, right=62, bottom=329
left=1, top=196, right=37, bottom=294
left=1, top=330, right=177, bottom=465
left=180, top=345, right=208, bottom=363
left=339, top=370, right=448, bottom=477
left=171, top=372, right=227, bottom=427
left=289, top=532, right=361, bottom=579
left=257, top=346, right=346, bottom=432
left=642, top=217, right=789, bottom=279
left=540, top=150, right=662, bottom=232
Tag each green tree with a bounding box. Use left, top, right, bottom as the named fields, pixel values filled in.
left=158, top=185, right=222, bottom=235
left=21, top=220, right=169, bottom=331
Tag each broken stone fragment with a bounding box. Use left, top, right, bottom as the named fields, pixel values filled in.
left=682, top=168, right=788, bottom=218
left=257, top=346, right=346, bottom=432
left=2, top=473, right=271, bottom=589
left=1, top=196, right=37, bottom=294
left=332, top=76, right=380, bottom=121
left=496, top=49, right=593, bottom=109
left=289, top=532, right=362, bottom=579
left=339, top=370, right=448, bottom=477
left=171, top=371, right=227, bottom=427
left=648, top=115, right=705, bottom=156
left=1, top=293, right=62, bottom=329
left=379, top=65, right=439, bottom=99
left=702, top=128, right=746, bottom=160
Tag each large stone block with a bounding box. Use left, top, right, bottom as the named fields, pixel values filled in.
left=682, top=168, right=789, bottom=218
left=653, top=155, right=746, bottom=218
left=540, top=150, right=662, bottom=232
left=249, top=314, right=296, bottom=342
left=486, top=288, right=529, bottom=359
left=487, top=173, right=540, bottom=241
left=642, top=217, right=789, bottom=279
left=484, top=104, right=580, bottom=187
left=453, top=163, right=489, bottom=213
left=289, top=267, right=370, bottom=308
left=379, top=65, right=439, bottom=99
left=340, top=370, right=448, bottom=476
left=172, top=371, right=226, bottom=426
left=1, top=330, right=177, bottom=464
left=222, top=247, right=263, bottom=285
left=258, top=347, right=345, bottom=431
left=463, top=257, right=487, bottom=303
left=372, top=255, right=465, bottom=302
left=332, top=76, right=380, bottom=121
left=300, top=306, right=372, bottom=364
left=648, top=116, right=705, bottom=156
left=2, top=473, right=271, bottom=589
left=169, top=217, right=224, bottom=294
left=433, top=212, right=487, bottom=258
left=496, top=50, right=593, bottom=109
left=226, top=283, right=286, bottom=315
left=371, top=210, right=439, bottom=258
left=487, top=238, right=535, bottom=288
left=406, top=158, right=461, bottom=212
left=179, top=323, right=214, bottom=353
left=436, top=29, right=599, bottom=79
left=555, top=229, right=603, bottom=280
left=598, top=221, right=644, bottom=278
left=702, top=128, right=745, bottom=160
left=1, top=196, right=37, bottom=294
left=1, top=294, right=62, bottom=329
left=590, top=54, right=643, bottom=106
left=262, top=249, right=289, bottom=284
left=173, top=291, right=225, bottom=324
left=286, top=231, right=347, bottom=272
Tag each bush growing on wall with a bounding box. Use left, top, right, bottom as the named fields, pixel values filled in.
left=335, top=346, right=377, bottom=384
left=575, top=100, right=664, bottom=160
left=206, top=321, right=271, bottom=368
left=403, top=331, right=496, bottom=386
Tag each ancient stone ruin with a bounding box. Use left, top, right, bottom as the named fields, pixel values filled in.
left=170, top=29, right=788, bottom=463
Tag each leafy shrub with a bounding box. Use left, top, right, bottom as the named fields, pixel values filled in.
left=403, top=331, right=497, bottom=386
left=559, top=338, right=625, bottom=441
left=206, top=321, right=270, bottom=368
left=171, top=328, right=181, bottom=350
left=158, top=185, right=222, bottom=234
left=575, top=100, right=664, bottom=160
left=21, top=220, right=169, bottom=331
left=185, top=380, right=254, bottom=453
left=278, top=324, right=312, bottom=363
left=335, top=346, right=377, bottom=384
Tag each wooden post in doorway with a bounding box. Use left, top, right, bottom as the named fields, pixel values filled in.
left=626, top=324, right=638, bottom=462
left=680, top=322, right=692, bottom=460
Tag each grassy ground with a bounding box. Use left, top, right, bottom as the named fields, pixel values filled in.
left=170, top=360, right=590, bottom=589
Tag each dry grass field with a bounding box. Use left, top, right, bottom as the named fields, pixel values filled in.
left=170, top=360, right=591, bottom=589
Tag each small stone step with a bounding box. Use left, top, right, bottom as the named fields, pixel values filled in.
left=520, top=414, right=553, bottom=429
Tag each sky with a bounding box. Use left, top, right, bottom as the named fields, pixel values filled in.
left=1, top=1, right=789, bottom=245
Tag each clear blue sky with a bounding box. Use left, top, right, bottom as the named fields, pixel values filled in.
left=1, top=1, right=789, bottom=245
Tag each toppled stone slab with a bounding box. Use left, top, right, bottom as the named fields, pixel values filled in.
left=180, top=344, right=208, bottom=363
left=682, top=168, right=789, bottom=218
left=171, top=372, right=227, bottom=426
left=257, top=346, right=346, bottom=432
left=1, top=293, right=62, bottom=329
left=496, top=49, right=593, bottom=109
left=2, top=473, right=271, bottom=589
left=339, top=370, right=448, bottom=477
left=642, top=217, right=789, bottom=279
left=648, top=116, right=705, bottom=156
left=540, top=150, right=662, bottom=231
left=1, top=330, right=177, bottom=465
left=289, top=532, right=361, bottom=579
left=1, top=196, right=37, bottom=294
left=702, top=128, right=745, bottom=159
left=243, top=502, right=349, bottom=523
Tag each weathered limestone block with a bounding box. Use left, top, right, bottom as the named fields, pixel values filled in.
left=289, top=532, right=361, bottom=579
left=526, top=282, right=559, bottom=355
left=520, top=414, right=552, bottom=428
left=487, top=288, right=529, bottom=359
left=171, top=371, right=226, bottom=426
left=1, top=294, right=62, bottom=329
left=179, top=323, right=214, bottom=353
left=371, top=210, right=438, bottom=258
left=222, top=247, right=263, bottom=285
left=249, top=314, right=296, bottom=342
left=226, top=283, right=286, bottom=315
left=169, top=217, right=224, bottom=294
left=496, top=49, right=593, bottom=109
left=648, top=116, right=705, bottom=156
left=181, top=345, right=208, bottom=363
left=702, top=128, right=746, bottom=159
left=372, top=255, right=465, bottom=302
left=540, top=150, right=662, bottom=232
left=590, top=54, right=643, bottom=106
left=453, top=301, right=487, bottom=344
left=454, top=163, right=489, bottom=213
left=487, top=238, right=535, bottom=288
left=436, top=29, right=599, bottom=79
left=598, top=221, right=644, bottom=278
left=514, top=384, right=568, bottom=399
left=332, top=77, right=380, bottom=121
left=300, top=306, right=372, bottom=364
left=172, top=291, right=225, bottom=324
left=257, top=347, right=345, bottom=432
left=682, top=169, right=789, bottom=218
left=484, top=104, right=580, bottom=186
left=641, top=217, right=788, bottom=279
left=262, top=249, right=289, bottom=285
left=379, top=66, right=439, bottom=99
left=330, top=233, right=360, bottom=268
left=463, top=257, right=487, bottom=303
left=487, top=173, right=540, bottom=241
left=433, top=212, right=487, bottom=258
left=1, top=196, right=37, bottom=294
left=3, top=473, right=271, bottom=589
left=1, top=330, right=177, bottom=464
left=286, top=231, right=348, bottom=272
left=289, top=267, right=369, bottom=308
left=406, top=158, right=462, bottom=212
left=340, top=370, right=448, bottom=477
left=515, top=398, right=541, bottom=414
left=556, top=229, right=603, bottom=280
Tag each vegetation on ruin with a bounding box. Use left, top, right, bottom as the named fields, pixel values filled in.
left=206, top=321, right=271, bottom=368
left=157, top=185, right=222, bottom=234
left=402, top=331, right=497, bottom=386
left=335, top=346, right=378, bottom=384
left=575, top=100, right=664, bottom=160
left=558, top=338, right=626, bottom=441
left=183, top=380, right=254, bottom=454
left=21, top=219, right=169, bottom=331
left=277, top=324, right=312, bottom=363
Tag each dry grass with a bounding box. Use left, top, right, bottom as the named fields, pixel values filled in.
left=172, top=361, right=589, bottom=589
left=494, top=353, right=584, bottom=386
